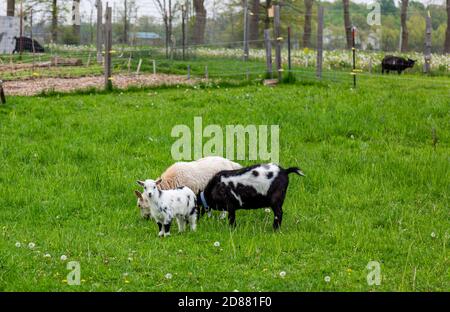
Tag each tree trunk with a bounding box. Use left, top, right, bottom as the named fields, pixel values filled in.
left=249, top=0, right=260, bottom=43
left=343, top=0, right=352, bottom=49
left=123, top=0, right=128, bottom=44
left=193, top=0, right=206, bottom=44
left=400, top=0, right=409, bottom=52
left=7, top=0, right=15, bottom=16
left=444, top=0, right=450, bottom=53
left=303, top=0, right=313, bottom=48
left=52, top=0, right=58, bottom=43
left=264, top=0, right=272, bottom=29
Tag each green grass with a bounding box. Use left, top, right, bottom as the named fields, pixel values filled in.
left=0, top=74, right=448, bottom=291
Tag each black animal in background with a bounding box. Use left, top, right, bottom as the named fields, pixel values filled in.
left=381, top=56, right=415, bottom=75
left=199, top=163, right=305, bottom=230
left=13, top=37, right=45, bottom=54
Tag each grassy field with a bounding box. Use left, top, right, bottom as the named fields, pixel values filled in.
left=0, top=74, right=448, bottom=291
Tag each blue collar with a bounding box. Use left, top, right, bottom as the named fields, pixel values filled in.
left=200, top=191, right=209, bottom=209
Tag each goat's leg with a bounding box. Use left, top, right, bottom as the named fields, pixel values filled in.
left=272, top=205, right=283, bottom=230
left=189, top=214, right=197, bottom=231
left=157, top=222, right=164, bottom=237
left=176, top=217, right=185, bottom=233
left=163, top=222, right=171, bottom=237
left=228, top=208, right=236, bottom=227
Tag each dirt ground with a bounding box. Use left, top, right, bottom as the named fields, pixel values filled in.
left=2, top=74, right=196, bottom=96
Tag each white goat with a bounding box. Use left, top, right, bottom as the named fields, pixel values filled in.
left=135, top=180, right=197, bottom=237
left=156, top=156, right=242, bottom=218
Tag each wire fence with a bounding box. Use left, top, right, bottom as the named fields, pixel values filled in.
left=1, top=3, right=449, bottom=95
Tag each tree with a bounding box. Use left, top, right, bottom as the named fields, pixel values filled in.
left=52, top=0, right=58, bottom=42
left=249, top=0, right=260, bottom=43
left=400, top=0, right=409, bottom=52
left=445, top=0, right=450, bottom=53
left=7, top=0, right=15, bottom=16
left=193, top=0, right=206, bottom=44
left=303, top=0, right=313, bottom=48
left=343, top=0, right=352, bottom=49
left=153, top=0, right=177, bottom=57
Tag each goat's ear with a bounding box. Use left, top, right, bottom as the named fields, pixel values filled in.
left=134, top=190, right=143, bottom=199
left=136, top=180, right=145, bottom=187
left=155, top=178, right=162, bottom=185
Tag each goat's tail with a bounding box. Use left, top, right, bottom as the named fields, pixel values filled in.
left=285, top=167, right=305, bottom=177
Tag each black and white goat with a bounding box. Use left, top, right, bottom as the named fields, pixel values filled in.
left=199, top=163, right=304, bottom=230
left=135, top=180, right=197, bottom=237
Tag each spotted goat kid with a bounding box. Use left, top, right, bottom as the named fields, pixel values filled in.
left=200, top=163, right=305, bottom=230
left=135, top=180, right=197, bottom=237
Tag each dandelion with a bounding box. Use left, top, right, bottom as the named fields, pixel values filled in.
left=15, top=242, right=21, bottom=248
left=324, top=276, right=331, bottom=283
left=124, top=280, right=130, bottom=284
left=431, top=232, right=436, bottom=238
left=265, top=208, right=271, bottom=213
left=44, top=253, right=51, bottom=258
left=214, top=241, right=220, bottom=247
left=347, top=268, right=352, bottom=274
left=60, top=255, right=67, bottom=261
left=165, top=273, right=173, bottom=280
left=127, top=257, right=133, bottom=262
left=28, top=242, right=36, bottom=249
left=233, top=289, right=239, bottom=292
left=279, top=271, right=286, bottom=278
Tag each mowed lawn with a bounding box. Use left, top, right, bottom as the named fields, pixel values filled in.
left=0, top=75, right=448, bottom=291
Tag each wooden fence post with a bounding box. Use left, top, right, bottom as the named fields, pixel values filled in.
left=96, top=0, right=103, bottom=64
left=127, top=53, right=132, bottom=73
left=136, top=59, right=142, bottom=75
left=274, top=5, right=282, bottom=82
left=0, top=80, right=6, bottom=104
left=205, top=65, right=209, bottom=80
left=287, top=26, right=292, bottom=73
left=104, top=4, right=112, bottom=91
left=424, top=11, right=432, bottom=74
left=187, top=65, right=191, bottom=80
left=153, top=59, right=156, bottom=75
left=316, top=6, right=324, bottom=80
left=264, top=29, right=273, bottom=78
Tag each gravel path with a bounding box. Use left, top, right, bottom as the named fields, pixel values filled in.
left=3, top=74, right=196, bottom=96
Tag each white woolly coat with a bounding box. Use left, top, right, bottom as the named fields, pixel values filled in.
left=158, top=156, right=242, bottom=194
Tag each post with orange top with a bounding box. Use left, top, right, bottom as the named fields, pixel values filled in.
left=352, top=26, right=357, bottom=88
